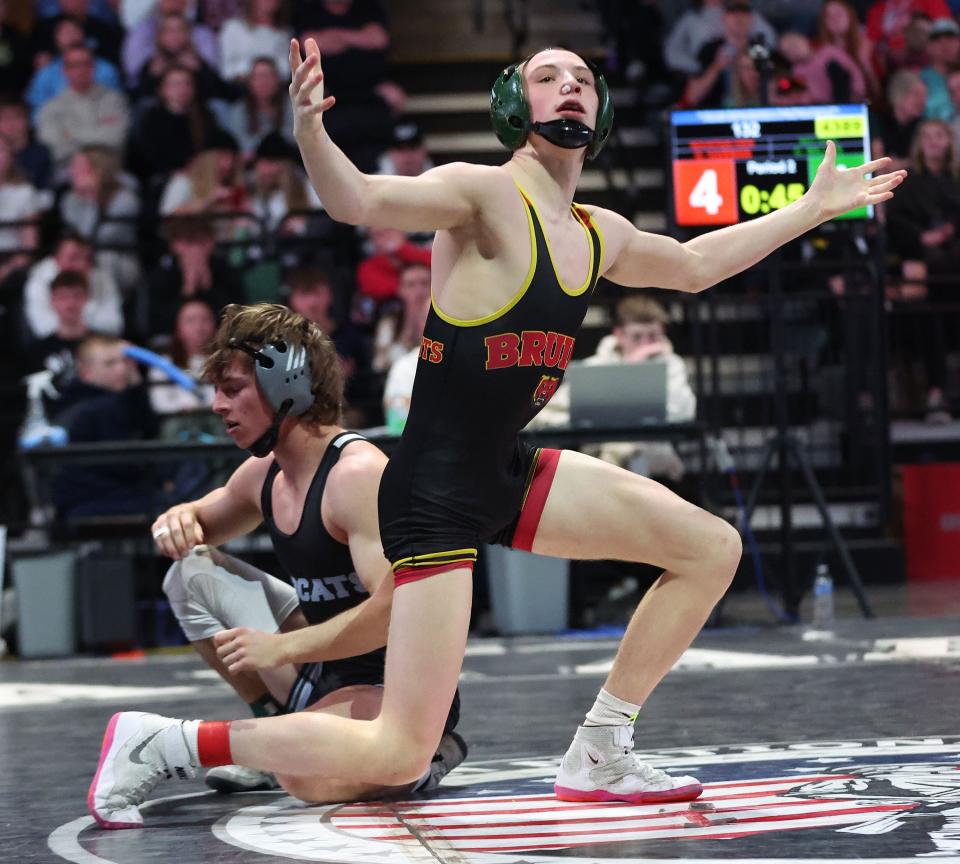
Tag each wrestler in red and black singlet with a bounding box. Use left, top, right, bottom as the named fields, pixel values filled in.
left=378, top=184, right=604, bottom=584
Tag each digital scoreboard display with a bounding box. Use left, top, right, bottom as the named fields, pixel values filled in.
left=669, top=103, right=872, bottom=227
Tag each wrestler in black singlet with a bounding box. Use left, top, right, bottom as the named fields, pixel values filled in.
left=263, top=431, right=461, bottom=726
left=378, top=183, right=604, bottom=577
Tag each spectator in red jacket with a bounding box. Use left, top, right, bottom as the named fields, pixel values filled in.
left=866, top=0, right=951, bottom=73
left=355, top=226, right=431, bottom=306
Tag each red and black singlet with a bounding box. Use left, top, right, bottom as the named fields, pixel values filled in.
left=378, top=183, right=604, bottom=574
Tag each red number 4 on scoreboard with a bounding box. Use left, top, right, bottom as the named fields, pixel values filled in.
left=673, top=160, right=738, bottom=226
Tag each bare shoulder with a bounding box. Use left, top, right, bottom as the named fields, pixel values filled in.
left=581, top=204, right=634, bottom=236
left=580, top=205, right=636, bottom=262
left=325, top=441, right=387, bottom=513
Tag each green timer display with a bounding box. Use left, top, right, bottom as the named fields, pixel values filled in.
left=739, top=181, right=806, bottom=215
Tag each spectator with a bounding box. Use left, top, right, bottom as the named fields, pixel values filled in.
left=196, top=0, right=243, bottom=31
left=223, top=55, right=294, bottom=157
left=32, top=0, right=123, bottom=66
left=778, top=30, right=869, bottom=103
left=381, top=262, right=432, bottom=431
left=817, top=0, right=882, bottom=103
left=246, top=132, right=319, bottom=233
left=595, top=0, right=671, bottom=98
left=158, top=131, right=246, bottom=216
left=885, top=118, right=960, bottom=420
left=285, top=263, right=370, bottom=405
left=682, top=2, right=770, bottom=107
left=751, top=0, right=823, bottom=35
left=867, top=0, right=950, bottom=73
left=148, top=297, right=217, bottom=416
left=377, top=118, right=434, bottom=177
left=291, top=0, right=399, bottom=170
left=533, top=296, right=697, bottom=482
left=50, top=334, right=162, bottom=519
left=356, top=227, right=432, bottom=306
left=921, top=17, right=960, bottom=118
left=135, top=13, right=235, bottom=103
left=873, top=69, right=928, bottom=167
left=36, top=44, right=129, bottom=174
left=665, top=0, right=777, bottom=77
left=686, top=43, right=780, bottom=108
left=23, top=231, right=123, bottom=339
left=0, top=0, right=31, bottom=96
left=0, top=134, right=45, bottom=254
left=127, top=65, right=225, bottom=184
left=25, top=15, right=122, bottom=119
left=27, top=268, right=91, bottom=381
left=122, top=0, right=218, bottom=88
left=0, top=99, right=54, bottom=190
left=946, top=65, right=960, bottom=143
left=60, top=145, right=140, bottom=250
left=218, top=0, right=291, bottom=81
left=904, top=10, right=937, bottom=68
left=374, top=260, right=431, bottom=373
left=36, top=0, right=119, bottom=24
left=143, top=217, right=240, bottom=337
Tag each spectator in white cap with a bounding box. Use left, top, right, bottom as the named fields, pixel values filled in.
left=921, top=17, right=960, bottom=120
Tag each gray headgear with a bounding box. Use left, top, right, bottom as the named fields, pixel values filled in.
left=250, top=340, right=313, bottom=416
left=228, top=338, right=313, bottom=456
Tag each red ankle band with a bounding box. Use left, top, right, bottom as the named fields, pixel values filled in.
left=197, top=721, right=233, bottom=767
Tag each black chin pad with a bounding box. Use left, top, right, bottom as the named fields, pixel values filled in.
left=529, top=119, right=596, bottom=150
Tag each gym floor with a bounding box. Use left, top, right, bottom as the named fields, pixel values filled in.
left=4, top=582, right=960, bottom=864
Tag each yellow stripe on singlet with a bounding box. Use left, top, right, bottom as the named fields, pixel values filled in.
left=518, top=447, right=544, bottom=513
left=392, top=547, right=479, bottom=571
left=430, top=182, right=538, bottom=328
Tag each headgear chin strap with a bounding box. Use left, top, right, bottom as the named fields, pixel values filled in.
left=228, top=338, right=313, bottom=457
left=527, top=118, right=596, bottom=150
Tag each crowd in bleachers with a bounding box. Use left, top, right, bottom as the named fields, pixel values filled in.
left=0, top=0, right=439, bottom=514
left=5, top=0, right=960, bottom=522
left=606, top=0, right=960, bottom=421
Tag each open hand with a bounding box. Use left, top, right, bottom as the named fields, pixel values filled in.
left=214, top=627, right=286, bottom=672
left=288, top=37, right=336, bottom=136
left=807, top=140, right=906, bottom=222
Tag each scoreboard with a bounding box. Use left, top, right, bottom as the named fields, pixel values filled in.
left=669, top=103, right=872, bottom=227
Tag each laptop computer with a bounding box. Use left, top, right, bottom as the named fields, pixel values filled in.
left=565, top=361, right=668, bottom=427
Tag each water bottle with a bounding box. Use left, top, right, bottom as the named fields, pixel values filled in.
left=811, top=563, right=835, bottom=629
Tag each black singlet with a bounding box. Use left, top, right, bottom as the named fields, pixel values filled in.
left=261, top=431, right=386, bottom=683
left=378, top=182, right=604, bottom=568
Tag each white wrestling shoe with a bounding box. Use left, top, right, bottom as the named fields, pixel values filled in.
left=419, top=731, right=469, bottom=792
left=554, top=724, right=702, bottom=804
left=87, top=711, right=196, bottom=829
left=205, top=765, right=280, bottom=793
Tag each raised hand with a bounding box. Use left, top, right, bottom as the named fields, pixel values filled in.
left=807, top=140, right=907, bottom=221
left=288, top=37, right=336, bottom=136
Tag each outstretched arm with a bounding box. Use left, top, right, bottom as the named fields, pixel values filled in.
left=599, top=141, right=906, bottom=293
left=290, top=37, right=491, bottom=231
